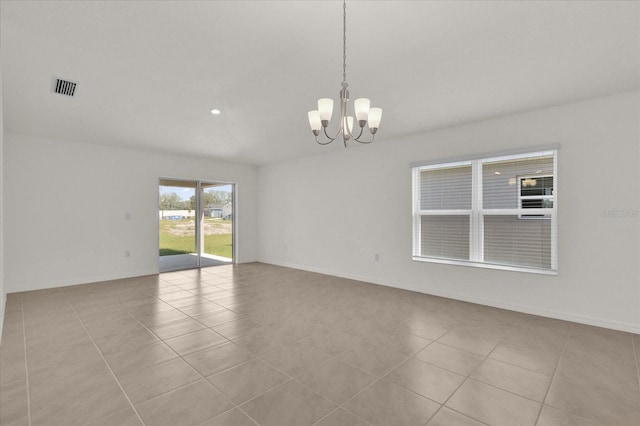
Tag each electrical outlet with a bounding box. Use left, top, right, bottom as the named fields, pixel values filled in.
left=125, top=250, right=131, bottom=258
left=374, top=253, right=380, bottom=261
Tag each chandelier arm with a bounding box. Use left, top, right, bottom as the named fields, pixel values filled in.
left=315, top=134, right=336, bottom=145
left=323, top=124, right=343, bottom=141
left=313, top=124, right=343, bottom=145
left=353, top=133, right=376, bottom=144
left=352, top=126, right=364, bottom=140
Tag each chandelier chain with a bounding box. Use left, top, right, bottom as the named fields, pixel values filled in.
left=343, top=0, right=347, bottom=84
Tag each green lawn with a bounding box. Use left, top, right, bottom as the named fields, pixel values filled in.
left=159, top=218, right=232, bottom=258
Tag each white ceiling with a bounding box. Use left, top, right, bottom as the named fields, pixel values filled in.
left=2, top=1, right=638, bottom=166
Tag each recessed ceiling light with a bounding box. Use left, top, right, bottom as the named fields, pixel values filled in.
left=494, top=171, right=501, bottom=175
left=210, top=109, right=221, bottom=115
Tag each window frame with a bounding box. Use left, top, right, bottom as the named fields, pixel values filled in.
left=412, top=148, right=558, bottom=275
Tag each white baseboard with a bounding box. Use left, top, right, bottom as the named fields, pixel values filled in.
left=261, top=258, right=640, bottom=334
left=6, top=269, right=159, bottom=294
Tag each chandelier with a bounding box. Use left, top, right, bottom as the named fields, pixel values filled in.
left=307, top=0, right=382, bottom=147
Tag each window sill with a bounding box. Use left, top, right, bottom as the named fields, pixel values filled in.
left=412, top=256, right=558, bottom=276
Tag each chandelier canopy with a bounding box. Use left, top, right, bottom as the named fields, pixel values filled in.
left=307, top=0, right=382, bottom=147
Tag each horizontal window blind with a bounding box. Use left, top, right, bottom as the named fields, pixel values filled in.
left=420, top=165, right=472, bottom=210
left=483, top=215, right=552, bottom=269
left=412, top=149, right=557, bottom=274
left=421, top=215, right=470, bottom=261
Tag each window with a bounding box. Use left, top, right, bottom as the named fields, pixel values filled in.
left=412, top=148, right=557, bottom=274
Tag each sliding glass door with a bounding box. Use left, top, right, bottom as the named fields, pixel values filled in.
left=159, top=178, right=234, bottom=272
left=201, top=182, right=234, bottom=264
left=159, top=179, right=198, bottom=271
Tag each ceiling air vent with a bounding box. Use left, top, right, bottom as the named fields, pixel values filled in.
left=51, top=77, right=78, bottom=97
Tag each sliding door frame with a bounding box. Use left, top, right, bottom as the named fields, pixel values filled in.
left=158, top=177, right=236, bottom=271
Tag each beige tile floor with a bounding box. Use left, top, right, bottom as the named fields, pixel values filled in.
left=1, top=263, right=639, bottom=426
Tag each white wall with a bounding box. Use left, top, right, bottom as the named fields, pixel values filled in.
left=0, top=65, right=5, bottom=340
left=258, top=91, right=640, bottom=333
left=4, top=135, right=258, bottom=292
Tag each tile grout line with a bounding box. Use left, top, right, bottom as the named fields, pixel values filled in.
left=66, top=290, right=147, bottom=426
left=146, top=274, right=363, bottom=426
left=405, top=313, right=528, bottom=425
left=438, top=336, right=555, bottom=378
left=328, top=347, right=433, bottom=424
left=302, top=316, right=511, bottom=425
left=192, top=407, right=260, bottom=426
left=20, top=297, right=32, bottom=426
left=532, top=321, right=573, bottom=426
left=215, top=302, right=332, bottom=425
left=417, top=338, right=526, bottom=377
left=202, top=326, right=373, bottom=425
left=334, top=345, right=430, bottom=425
left=383, top=353, right=447, bottom=426
left=286, top=356, right=376, bottom=426
left=209, top=356, right=295, bottom=425
left=292, top=374, right=373, bottom=426
left=115, top=286, right=262, bottom=425
left=424, top=318, right=520, bottom=426
left=215, top=340, right=340, bottom=424
left=310, top=405, right=375, bottom=426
